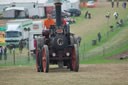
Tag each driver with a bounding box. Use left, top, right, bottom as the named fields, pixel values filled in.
left=44, top=14, right=55, bottom=29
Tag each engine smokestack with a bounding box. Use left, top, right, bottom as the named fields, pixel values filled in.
left=55, top=1, right=62, bottom=27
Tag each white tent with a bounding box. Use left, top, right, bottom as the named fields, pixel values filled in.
left=0, top=0, right=80, bottom=12
left=62, top=0, right=80, bottom=9
left=70, top=0, right=80, bottom=9
left=5, top=7, right=25, bottom=11
left=0, top=0, right=48, bottom=12
left=70, top=0, right=79, bottom=3
left=0, top=0, right=11, bottom=4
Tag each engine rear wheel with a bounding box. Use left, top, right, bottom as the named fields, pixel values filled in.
left=42, top=45, right=49, bottom=73
left=35, top=37, right=45, bottom=72
left=72, top=44, right=79, bottom=72
left=35, top=40, right=42, bottom=72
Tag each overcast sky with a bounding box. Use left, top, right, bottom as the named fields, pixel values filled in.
left=0, top=0, right=79, bottom=4
left=0, top=0, right=48, bottom=4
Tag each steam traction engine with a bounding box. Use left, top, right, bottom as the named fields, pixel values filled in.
left=35, top=1, right=80, bottom=73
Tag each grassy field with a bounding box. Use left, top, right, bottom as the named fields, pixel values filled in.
left=70, top=1, right=128, bottom=63
left=71, top=2, right=128, bottom=47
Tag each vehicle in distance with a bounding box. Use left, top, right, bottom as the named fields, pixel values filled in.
left=87, top=1, right=96, bottom=8
left=64, top=8, right=81, bottom=17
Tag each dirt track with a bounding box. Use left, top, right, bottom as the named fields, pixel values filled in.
left=0, top=63, right=128, bottom=85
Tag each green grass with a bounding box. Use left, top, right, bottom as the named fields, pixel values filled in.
left=0, top=43, right=6, bottom=46
left=0, top=60, right=35, bottom=66
left=80, top=40, right=128, bottom=64
left=0, top=47, right=36, bottom=66
left=79, top=27, right=128, bottom=64
left=70, top=3, right=128, bottom=64
left=80, top=59, right=128, bottom=64
left=79, top=25, right=128, bottom=64
left=78, top=8, right=128, bottom=53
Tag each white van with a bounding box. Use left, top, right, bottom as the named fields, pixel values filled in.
left=5, top=19, right=33, bottom=46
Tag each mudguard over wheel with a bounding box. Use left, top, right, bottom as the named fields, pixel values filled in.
left=70, top=35, right=81, bottom=48
left=42, top=45, right=49, bottom=73
left=71, top=44, right=79, bottom=72
left=70, top=36, right=76, bottom=45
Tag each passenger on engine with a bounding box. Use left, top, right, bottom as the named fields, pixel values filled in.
left=61, top=16, right=67, bottom=27
left=61, top=16, right=70, bottom=34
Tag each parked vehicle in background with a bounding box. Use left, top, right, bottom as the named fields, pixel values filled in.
left=49, top=10, right=70, bottom=18
left=64, top=8, right=81, bottom=17
left=62, top=11, right=71, bottom=17
left=65, top=17, right=75, bottom=24
left=3, top=7, right=29, bottom=18
left=31, top=15, right=39, bottom=19
left=87, top=0, right=95, bottom=8
left=29, top=8, right=45, bottom=19
left=5, top=19, right=33, bottom=47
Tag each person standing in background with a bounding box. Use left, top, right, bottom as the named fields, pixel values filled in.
left=98, top=32, right=102, bottom=42
left=3, top=46, right=7, bottom=62
left=88, top=13, right=91, bottom=19
left=122, top=1, right=127, bottom=8
left=116, top=0, right=119, bottom=8
left=85, top=11, right=88, bottom=19
left=19, top=40, right=23, bottom=53
left=112, top=0, right=115, bottom=8
left=120, top=19, right=124, bottom=26
left=113, top=11, right=119, bottom=20
left=106, top=11, right=111, bottom=19
left=9, top=45, right=13, bottom=54
left=0, top=46, right=3, bottom=60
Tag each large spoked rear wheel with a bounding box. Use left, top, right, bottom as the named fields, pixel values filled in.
left=42, top=45, right=49, bottom=73
left=72, top=44, right=79, bottom=72
left=35, top=37, right=45, bottom=72
left=35, top=40, right=42, bottom=72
